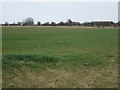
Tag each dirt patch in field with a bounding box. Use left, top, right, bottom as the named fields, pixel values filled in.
left=3, top=65, right=118, bottom=88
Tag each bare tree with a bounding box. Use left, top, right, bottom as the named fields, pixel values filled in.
left=66, top=19, right=73, bottom=26
left=67, top=19, right=72, bottom=23
left=17, top=22, right=22, bottom=26
left=22, top=17, right=34, bottom=26
left=4, top=22, right=9, bottom=26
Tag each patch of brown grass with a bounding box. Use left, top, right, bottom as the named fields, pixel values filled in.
left=3, top=65, right=118, bottom=88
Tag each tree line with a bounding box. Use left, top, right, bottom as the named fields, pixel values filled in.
left=1, top=17, right=120, bottom=27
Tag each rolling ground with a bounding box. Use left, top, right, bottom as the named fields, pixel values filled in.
left=2, top=27, right=118, bottom=88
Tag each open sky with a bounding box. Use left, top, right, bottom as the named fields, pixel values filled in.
left=1, top=2, right=118, bottom=24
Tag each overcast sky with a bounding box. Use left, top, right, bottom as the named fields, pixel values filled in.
left=1, top=2, right=118, bottom=24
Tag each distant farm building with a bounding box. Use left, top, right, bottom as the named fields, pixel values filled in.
left=91, top=21, right=114, bottom=27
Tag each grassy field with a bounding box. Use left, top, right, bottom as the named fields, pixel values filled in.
left=2, top=27, right=118, bottom=88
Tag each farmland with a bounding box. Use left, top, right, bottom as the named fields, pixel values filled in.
left=2, top=27, right=118, bottom=88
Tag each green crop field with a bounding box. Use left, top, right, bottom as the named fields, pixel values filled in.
left=2, top=27, right=118, bottom=88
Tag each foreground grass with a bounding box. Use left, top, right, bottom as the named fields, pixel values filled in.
left=2, top=54, right=118, bottom=88
left=2, top=27, right=118, bottom=88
